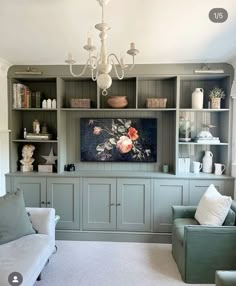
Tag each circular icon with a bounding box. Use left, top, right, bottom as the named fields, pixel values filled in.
left=209, top=8, right=228, bottom=23
left=8, top=272, right=23, bottom=286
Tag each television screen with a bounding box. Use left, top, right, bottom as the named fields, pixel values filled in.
left=80, top=118, right=157, bottom=162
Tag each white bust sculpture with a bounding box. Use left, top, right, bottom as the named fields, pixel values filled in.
left=20, top=144, right=35, bottom=172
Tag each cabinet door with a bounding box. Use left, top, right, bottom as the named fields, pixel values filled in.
left=153, top=179, right=188, bottom=233
left=117, top=178, right=151, bottom=231
left=47, top=178, right=80, bottom=230
left=189, top=179, right=234, bottom=205
left=13, top=176, right=47, bottom=207
left=82, top=178, right=116, bottom=230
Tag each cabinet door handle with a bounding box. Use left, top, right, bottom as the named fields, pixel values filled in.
left=110, top=203, right=115, bottom=206
left=47, top=202, right=51, bottom=205
left=116, top=203, right=121, bottom=206
left=41, top=201, right=45, bottom=204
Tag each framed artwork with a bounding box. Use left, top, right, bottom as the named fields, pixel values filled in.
left=80, top=118, right=157, bottom=162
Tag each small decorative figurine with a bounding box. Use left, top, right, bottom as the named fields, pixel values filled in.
left=20, top=144, right=35, bottom=172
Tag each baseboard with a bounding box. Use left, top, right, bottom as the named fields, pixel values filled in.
left=55, top=230, right=172, bottom=243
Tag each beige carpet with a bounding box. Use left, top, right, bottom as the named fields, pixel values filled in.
left=35, top=241, right=214, bottom=286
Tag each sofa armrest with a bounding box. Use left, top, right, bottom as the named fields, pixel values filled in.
left=172, top=206, right=197, bottom=220
left=216, top=270, right=236, bottom=286
left=26, top=207, right=55, bottom=240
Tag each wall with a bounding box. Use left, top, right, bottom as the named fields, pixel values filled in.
left=0, top=59, right=10, bottom=196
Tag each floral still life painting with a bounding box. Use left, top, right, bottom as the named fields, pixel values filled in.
left=80, top=118, right=157, bottom=162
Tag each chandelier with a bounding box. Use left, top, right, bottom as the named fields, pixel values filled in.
left=65, top=0, right=139, bottom=96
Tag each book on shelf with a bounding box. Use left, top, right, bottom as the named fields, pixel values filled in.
left=23, top=88, right=31, bottom=108
left=13, top=83, right=41, bottom=108
left=13, top=83, right=28, bottom=108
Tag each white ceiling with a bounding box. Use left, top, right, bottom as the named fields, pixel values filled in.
left=1, top=0, right=236, bottom=65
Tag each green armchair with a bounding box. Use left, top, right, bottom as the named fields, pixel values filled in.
left=172, top=201, right=236, bottom=284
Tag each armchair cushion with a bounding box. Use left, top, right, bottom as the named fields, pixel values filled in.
left=216, top=270, right=236, bottom=286
left=0, top=191, right=35, bottom=245
left=174, top=218, right=199, bottom=245
left=195, top=184, right=232, bottom=226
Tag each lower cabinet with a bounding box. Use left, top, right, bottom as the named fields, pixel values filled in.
left=153, top=179, right=189, bottom=233
left=7, top=174, right=235, bottom=241
left=13, top=176, right=47, bottom=207
left=117, top=178, right=151, bottom=231
left=82, top=178, right=151, bottom=231
left=189, top=180, right=234, bottom=205
left=47, top=178, right=80, bottom=230
left=12, top=176, right=80, bottom=230
left=82, top=178, right=116, bottom=230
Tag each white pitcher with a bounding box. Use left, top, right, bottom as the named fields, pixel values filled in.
left=202, top=150, right=213, bottom=173
left=214, top=163, right=226, bottom=175
left=193, top=161, right=202, bottom=174
left=192, top=88, right=204, bottom=109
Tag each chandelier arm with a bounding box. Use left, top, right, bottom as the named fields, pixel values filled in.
left=88, top=49, right=99, bottom=69
left=68, top=59, right=91, bottom=77
left=127, top=55, right=135, bottom=72
left=91, top=68, right=98, bottom=81
left=108, top=54, right=125, bottom=80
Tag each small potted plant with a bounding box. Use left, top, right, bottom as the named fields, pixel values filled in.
left=208, top=87, right=226, bottom=109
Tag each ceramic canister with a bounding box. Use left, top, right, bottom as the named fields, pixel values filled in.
left=192, top=88, right=204, bottom=109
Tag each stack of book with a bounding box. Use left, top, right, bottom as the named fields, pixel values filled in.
left=13, top=83, right=41, bottom=108
left=178, top=158, right=190, bottom=173
left=194, top=137, right=220, bottom=144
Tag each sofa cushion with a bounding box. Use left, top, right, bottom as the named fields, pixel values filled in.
left=195, top=184, right=232, bottom=226
left=0, top=191, right=35, bottom=245
left=223, top=208, right=235, bottom=226
left=174, top=218, right=199, bottom=245
left=0, top=233, right=54, bottom=286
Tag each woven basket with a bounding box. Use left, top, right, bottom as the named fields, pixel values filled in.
left=146, top=98, right=167, bottom=108
left=70, top=98, right=91, bottom=108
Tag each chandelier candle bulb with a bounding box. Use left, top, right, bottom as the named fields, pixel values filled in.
left=88, top=37, right=92, bottom=46
left=130, top=43, right=135, bottom=49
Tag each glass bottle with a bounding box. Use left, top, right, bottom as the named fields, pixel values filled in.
left=179, top=117, right=191, bottom=142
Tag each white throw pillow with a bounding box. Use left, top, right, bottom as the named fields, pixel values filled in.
left=195, top=184, right=232, bottom=226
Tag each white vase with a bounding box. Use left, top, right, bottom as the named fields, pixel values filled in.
left=192, top=88, right=204, bottom=109
left=202, top=150, right=213, bottom=173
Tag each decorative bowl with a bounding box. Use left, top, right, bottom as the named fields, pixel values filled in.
left=107, top=96, right=128, bottom=108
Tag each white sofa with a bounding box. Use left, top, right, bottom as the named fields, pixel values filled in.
left=0, top=207, right=55, bottom=286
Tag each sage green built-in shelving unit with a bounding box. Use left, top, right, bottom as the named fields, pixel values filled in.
left=7, top=63, right=234, bottom=177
